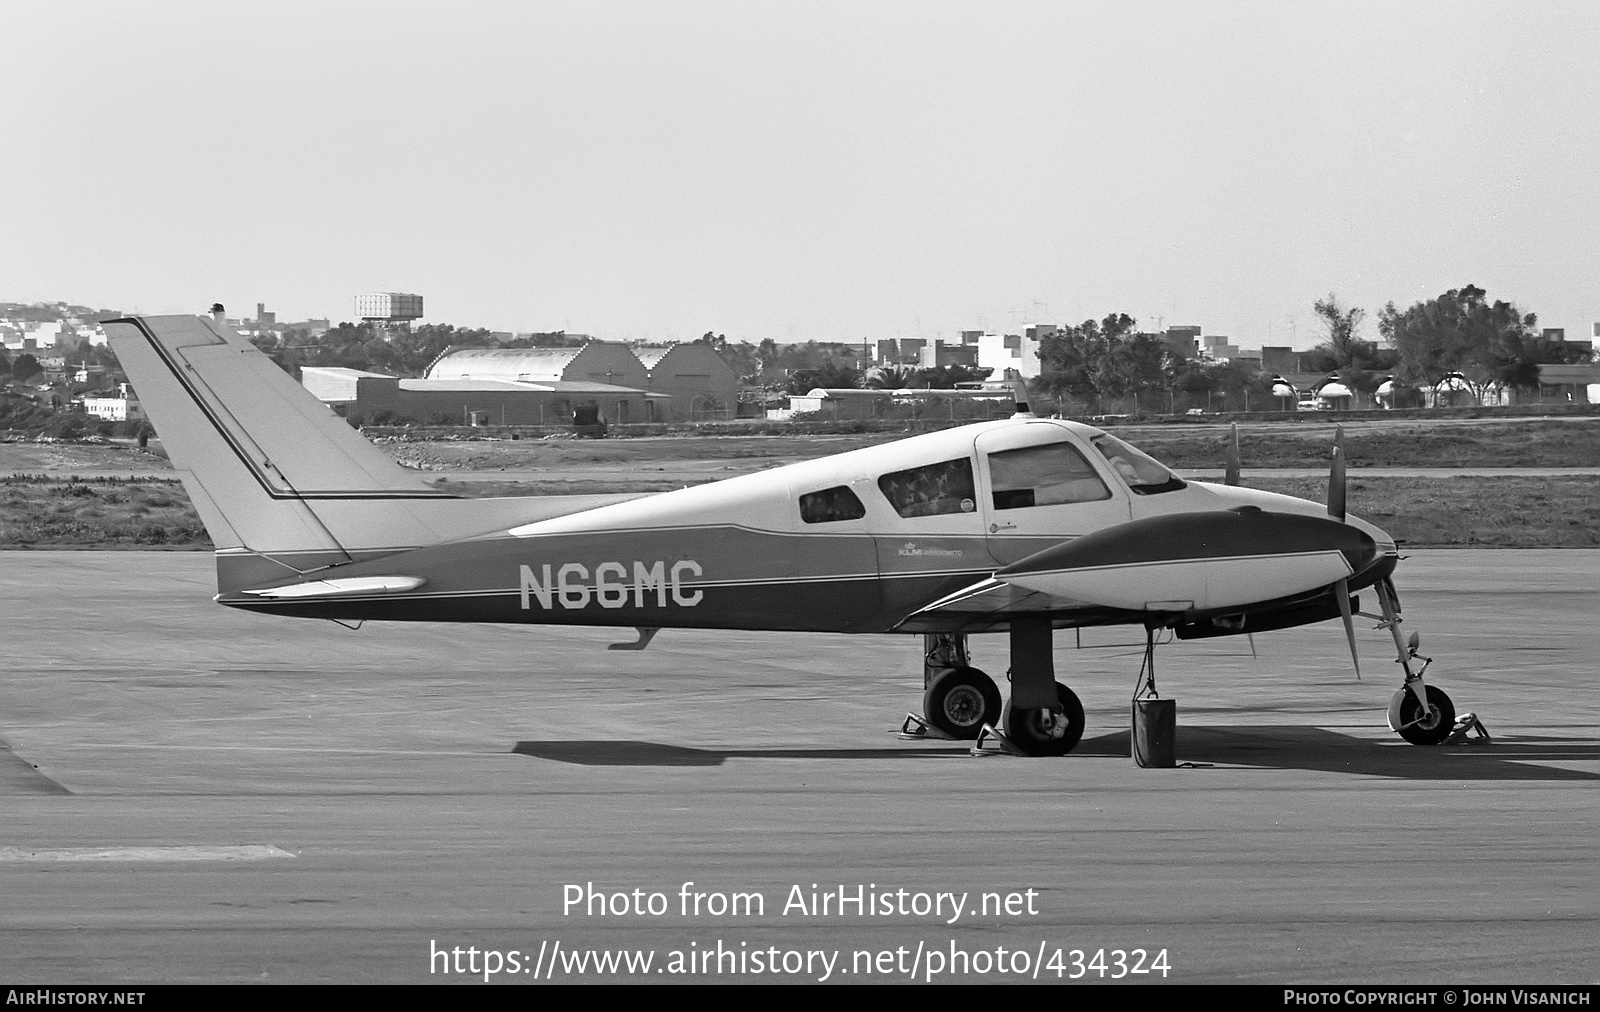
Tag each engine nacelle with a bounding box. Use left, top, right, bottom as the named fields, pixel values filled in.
left=995, top=507, right=1376, bottom=614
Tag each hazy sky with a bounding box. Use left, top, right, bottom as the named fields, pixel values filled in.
left=3, top=1, right=1595, bottom=349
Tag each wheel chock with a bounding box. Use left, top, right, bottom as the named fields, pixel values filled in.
left=898, top=713, right=961, bottom=741
left=971, top=723, right=1026, bottom=757
left=1444, top=712, right=1491, bottom=745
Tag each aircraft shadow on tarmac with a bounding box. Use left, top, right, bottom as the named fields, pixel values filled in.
left=515, top=728, right=1599, bottom=781
left=513, top=741, right=972, bottom=766
left=1072, top=726, right=1600, bottom=781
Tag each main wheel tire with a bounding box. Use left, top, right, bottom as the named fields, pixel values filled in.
left=1396, top=685, right=1456, bottom=746
left=923, top=666, right=1002, bottom=740
left=1002, top=682, right=1086, bottom=756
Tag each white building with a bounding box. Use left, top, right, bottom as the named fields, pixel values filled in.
left=22, top=321, right=64, bottom=349
left=81, top=385, right=141, bottom=422
left=976, top=331, right=1042, bottom=380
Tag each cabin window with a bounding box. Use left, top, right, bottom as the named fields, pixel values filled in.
left=799, top=485, right=866, bottom=524
left=987, top=442, right=1111, bottom=509
left=877, top=458, right=977, bottom=518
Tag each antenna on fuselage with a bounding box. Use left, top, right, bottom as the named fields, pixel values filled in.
left=1010, top=378, right=1037, bottom=419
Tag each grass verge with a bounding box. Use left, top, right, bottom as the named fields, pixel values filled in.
left=0, top=474, right=1595, bottom=550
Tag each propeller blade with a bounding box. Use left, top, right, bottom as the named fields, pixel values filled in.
left=1327, top=424, right=1346, bottom=522
left=1225, top=423, right=1241, bottom=486
left=1335, top=577, right=1360, bottom=679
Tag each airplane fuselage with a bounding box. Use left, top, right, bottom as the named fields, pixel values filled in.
left=224, top=418, right=1399, bottom=636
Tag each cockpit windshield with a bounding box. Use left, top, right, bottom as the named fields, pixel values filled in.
left=1090, top=433, right=1186, bottom=495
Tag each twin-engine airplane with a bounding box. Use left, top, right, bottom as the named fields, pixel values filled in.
left=105, top=313, right=1462, bottom=757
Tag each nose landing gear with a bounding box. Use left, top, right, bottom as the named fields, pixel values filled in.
left=1372, top=579, right=1475, bottom=746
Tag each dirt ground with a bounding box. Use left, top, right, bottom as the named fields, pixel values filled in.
left=5, top=416, right=1597, bottom=475
left=384, top=415, right=1600, bottom=472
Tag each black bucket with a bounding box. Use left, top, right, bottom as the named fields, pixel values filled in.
left=1132, top=698, right=1177, bottom=768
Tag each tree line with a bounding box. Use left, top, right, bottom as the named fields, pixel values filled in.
left=1381, top=285, right=1585, bottom=392
left=1031, top=285, right=1587, bottom=413
left=248, top=322, right=585, bottom=378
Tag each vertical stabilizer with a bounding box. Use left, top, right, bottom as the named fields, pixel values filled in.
left=105, top=314, right=456, bottom=580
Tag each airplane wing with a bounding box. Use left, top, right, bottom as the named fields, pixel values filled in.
left=893, top=576, right=1115, bottom=633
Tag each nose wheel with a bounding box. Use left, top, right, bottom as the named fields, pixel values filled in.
left=1390, top=684, right=1456, bottom=746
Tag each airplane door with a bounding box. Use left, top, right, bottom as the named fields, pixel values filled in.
left=974, top=424, right=1132, bottom=566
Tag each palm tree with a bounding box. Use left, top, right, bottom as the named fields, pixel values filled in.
left=864, top=365, right=915, bottom=389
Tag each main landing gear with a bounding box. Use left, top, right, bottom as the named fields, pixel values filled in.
left=903, top=623, right=1085, bottom=756
left=913, top=633, right=1002, bottom=740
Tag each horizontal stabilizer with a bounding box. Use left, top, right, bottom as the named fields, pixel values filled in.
left=241, top=576, right=427, bottom=599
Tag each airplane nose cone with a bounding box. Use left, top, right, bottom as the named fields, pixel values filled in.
left=998, top=506, right=1378, bottom=581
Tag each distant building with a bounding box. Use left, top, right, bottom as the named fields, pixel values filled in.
left=976, top=332, right=1041, bottom=380
left=1260, top=347, right=1299, bottom=375
left=426, top=344, right=650, bottom=389
left=356, top=292, right=424, bottom=325
left=17, top=321, right=65, bottom=350
left=1536, top=363, right=1600, bottom=404
left=302, top=365, right=669, bottom=426
left=81, top=384, right=141, bottom=422
left=633, top=344, right=739, bottom=421
left=911, top=339, right=980, bottom=370
left=1162, top=326, right=1201, bottom=358
left=898, top=338, right=927, bottom=365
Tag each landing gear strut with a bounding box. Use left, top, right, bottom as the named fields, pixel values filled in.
left=1374, top=580, right=1457, bottom=746
left=998, top=618, right=1085, bottom=756
left=905, top=629, right=1083, bottom=753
